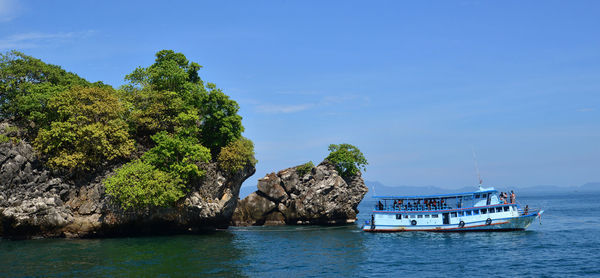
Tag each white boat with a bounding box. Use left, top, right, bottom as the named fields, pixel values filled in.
left=362, top=187, right=543, bottom=232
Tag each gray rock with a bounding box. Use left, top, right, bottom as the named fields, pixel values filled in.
left=257, top=173, right=288, bottom=202
left=232, top=160, right=368, bottom=226
left=0, top=122, right=256, bottom=238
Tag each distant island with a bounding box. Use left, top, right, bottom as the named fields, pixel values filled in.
left=362, top=181, right=600, bottom=197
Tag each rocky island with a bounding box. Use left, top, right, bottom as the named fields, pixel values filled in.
left=0, top=50, right=257, bottom=238
left=233, top=144, right=369, bottom=226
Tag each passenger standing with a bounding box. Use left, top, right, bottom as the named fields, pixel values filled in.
left=510, top=191, right=516, bottom=204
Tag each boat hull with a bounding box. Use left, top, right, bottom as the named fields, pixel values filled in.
left=362, top=212, right=542, bottom=233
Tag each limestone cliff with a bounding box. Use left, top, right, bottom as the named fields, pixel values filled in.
left=232, top=161, right=368, bottom=226
left=0, top=129, right=255, bottom=238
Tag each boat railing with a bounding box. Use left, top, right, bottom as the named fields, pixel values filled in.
left=518, top=207, right=541, bottom=216
left=374, top=204, right=453, bottom=211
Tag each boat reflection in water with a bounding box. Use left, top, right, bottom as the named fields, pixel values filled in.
left=363, top=187, right=543, bottom=232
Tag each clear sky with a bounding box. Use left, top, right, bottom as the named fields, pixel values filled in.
left=1, top=0, right=599, bottom=189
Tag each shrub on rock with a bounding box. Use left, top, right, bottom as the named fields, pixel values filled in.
left=218, top=137, right=257, bottom=174
left=104, top=160, right=185, bottom=210
left=326, top=143, right=368, bottom=178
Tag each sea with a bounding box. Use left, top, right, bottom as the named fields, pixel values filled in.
left=1, top=192, right=599, bottom=277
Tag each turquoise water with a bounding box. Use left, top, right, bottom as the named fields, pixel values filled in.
left=2, top=193, right=600, bottom=277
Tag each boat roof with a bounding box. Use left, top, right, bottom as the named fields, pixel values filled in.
left=372, top=187, right=498, bottom=200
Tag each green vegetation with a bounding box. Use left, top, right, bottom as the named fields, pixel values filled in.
left=0, top=126, right=20, bottom=144
left=326, top=143, right=368, bottom=178
left=0, top=51, right=92, bottom=135
left=0, top=50, right=255, bottom=210
left=141, top=131, right=211, bottom=183
left=217, top=137, right=257, bottom=174
left=34, top=86, right=134, bottom=171
left=104, top=160, right=185, bottom=210
left=296, top=161, right=314, bottom=177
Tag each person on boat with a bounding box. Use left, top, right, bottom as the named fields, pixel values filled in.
left=524, top=205, right=529, bottom=215
left=510, top=191, right=516, bottom=204
left=408, top=202, right=412, bottom=210
left=377, top=201, right=383, bottom=210
left=426, top=199, right=431, bottom=210
left=416, top=200, right=421, bottom=210
left=440, top=199, right=445, bottom=209
left=393, top=200, right=397, bottom=210
left=432, top=199, right=437, bottom=210
left=499, top=193, right=505, bottom=204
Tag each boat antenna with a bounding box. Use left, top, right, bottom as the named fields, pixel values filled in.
left=472, top=147, right=483, bottom=186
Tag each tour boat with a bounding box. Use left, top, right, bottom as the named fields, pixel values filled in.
left=362, top=187, right=543, bottom=232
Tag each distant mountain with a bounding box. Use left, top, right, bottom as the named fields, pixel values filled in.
left=579, top=182, right=600, bottom=192
left=364, top=181, right=600, bottom=197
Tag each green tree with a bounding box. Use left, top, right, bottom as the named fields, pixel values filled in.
left=126, top=50, right=202, bottom=93
left=104, top=160, right=185, bottom=210
left=200, top=84, right=243, bottom=157
left=0, top=51, right=91, bottom=134
left=326, top=143, right=368, bottom=178
left=217, top=137, right=257, bottom=173
left=34, top=86, right=134, bottom=171
left=141, top=131, right=211, bottom=183
left=123, top=50, right=243, bottom=156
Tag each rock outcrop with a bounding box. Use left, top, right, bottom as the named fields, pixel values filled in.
left=232, top=161, right=368, bottom=226
left=0, top=125, right=255, bottom=238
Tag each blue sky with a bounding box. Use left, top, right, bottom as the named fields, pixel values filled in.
left=1, top=0, right=599, bottom=189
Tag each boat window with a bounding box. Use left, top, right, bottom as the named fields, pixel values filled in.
left=396, top=214, right=402, bottom=219
left=496, top=207, right=502, bottom=213
left=417, top=215, right=423, bottom=218
left=475, top=194, right=480, bottom=198
left=482, top=193, right=487, bottom=198
left=488, top=208, right=494, bottom=213
left=459, top=211, right=464, bottom=216
left=503, top=206, right=509, bottom=212
left=404, top=215, right=409, bottom=218
left=473, top=210, right=479, bottom=215
left=466, top=210, right=472, bottom=216
left=432, top=214, right=439, bottom=218
left=410, top=215, right=416, bottom=218
left=481, top=209, right=487, bottom=214
left=451, top=212, right=457, bottom=217
left=425, top=215, right=430, bottom=218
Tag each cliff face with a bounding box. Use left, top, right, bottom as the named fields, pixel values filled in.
left=232, top=161, right=368, bottom=226
left=0, top=138, right=255, bottom=238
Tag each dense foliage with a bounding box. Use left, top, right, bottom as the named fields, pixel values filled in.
left=217, top=137, right=257, bottom=174
left=141, top=131, right=211, bottom=184
left=0, top=51, right=92, bottom=135
left=104, top=160, right=185, bottom=210
left=326, top=143, right=368, bottom=178
left=123, top=49, right=243, bottom=155
left=296, top=161, right=314, bottom=177
left=0, top=50, right=254, bottom=210
left=34, top=86, right=134, bottom=171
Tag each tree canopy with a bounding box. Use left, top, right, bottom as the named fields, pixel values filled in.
left=0, top=51, right=92, bottom=135
left=33, top=86, right=134, bottom=171
left=123, top=50, right=243, bottom=156
left=326, top=143, right=368, bottom=178
left=0, top=49, right=255, bottom=210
